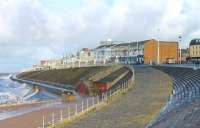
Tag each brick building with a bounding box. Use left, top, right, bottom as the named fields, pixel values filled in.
left=144, top=39, right=178, bottom=64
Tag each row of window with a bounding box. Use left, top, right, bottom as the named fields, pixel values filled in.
left=191, top=46, right=200, bottom=49
left=191, top=51, right=200, bottom=55
left=195, top=39, right=200, bottom=43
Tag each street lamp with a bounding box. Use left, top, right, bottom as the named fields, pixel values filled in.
left=137, top=41, right=139, bottom=63
left=128, top=41, right=130, bottom=64
left=157, top=29, right=160, bottom=65
left=179, top=35, right=182, bottom=64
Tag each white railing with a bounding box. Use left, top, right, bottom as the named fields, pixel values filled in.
left=33, top=62, right=117, bottom=71
left=0, top=98, right=62, bottom=108
left=37, top=73, right=134, bottom=128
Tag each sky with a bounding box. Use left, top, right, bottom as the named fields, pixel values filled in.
left=0, top=0, right=200, bottom=72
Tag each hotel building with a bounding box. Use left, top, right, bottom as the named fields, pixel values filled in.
left=189, top=39, right=200, bottom=62
left=95, top=39, right=178, bottom=64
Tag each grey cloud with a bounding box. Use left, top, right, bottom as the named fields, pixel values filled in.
left=0, top=0, right=200, bottom=72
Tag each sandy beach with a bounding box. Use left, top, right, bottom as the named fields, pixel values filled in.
left=0, top=98, right=68, bottom=128
left=0, top=101, right=46, bottom=110
left=0, top=107, right=62, bottom=128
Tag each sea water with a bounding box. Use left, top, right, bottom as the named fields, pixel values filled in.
left=0, top=75, right=32, bottom=104
left=0, top=74, right=59, bottom=104
left=0, top=74, right=61, bottom=120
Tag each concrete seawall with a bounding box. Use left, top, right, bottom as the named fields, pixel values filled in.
left=15, top=65, right=125, bottom=96
left=11, top=76, right=75, bottom=95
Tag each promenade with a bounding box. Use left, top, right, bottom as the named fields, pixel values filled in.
left=65, top=66, right=172, bottom=128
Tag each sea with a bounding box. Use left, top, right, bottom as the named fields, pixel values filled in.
left=0, top=74, right=58, bottom=104
left=0, top=74, right=63, bottom=120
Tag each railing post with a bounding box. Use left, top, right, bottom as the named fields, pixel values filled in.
left=105, top=92, right=108, bottom=101
left=60, top=110, right=63, bottom=122
left=122, top=82, right=126, bottom=93
left=92, top=97, right=95, bottom=107
left=126, top=81, right=128, bottom=91
left=125, top=81, right=127, bottom=91
left=128, top=79, right=130, bottom=89
left=127, top=80, right=129, bottom=90
left=68, top=106, right=71, bottom=120
left=75, top=103, right=78, bottom=115
left=102, top=93, right=104, bottom=101
left=118, top=86, right=120, bottom=95
left=97, top=95, right=99, bottom=104
left=81, top=100, right=84, bottom=113
left=52, top=112, right=55, bottom=127
left=42, top=115, right=45, bottom=128
left=124, top=82, right=126, bottom=93
left=122, top=83, right=124, bottom=93
left=121, top=83, right=123, bottom=93
left=86, top=98, right=89, bottom=110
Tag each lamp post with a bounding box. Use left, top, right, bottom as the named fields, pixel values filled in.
left=179, top=36, right=182, bottom=64
left=137, top=41, right=139, bottom=63
left=128, top=41, right=130, bottom=65
left=157, top=29, right=160, bottom=65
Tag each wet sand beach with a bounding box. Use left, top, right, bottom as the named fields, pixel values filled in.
left=0, top=107, right=61, bottom=128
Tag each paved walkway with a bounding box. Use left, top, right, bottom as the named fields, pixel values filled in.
left=65, top=67, right=172, bottom=128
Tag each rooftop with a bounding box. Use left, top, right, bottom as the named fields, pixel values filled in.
left=95, top=39, right=178, bottom=50
left=96, top=67, right=129, bottom=83
left=114, top=41, right=145, bottom=47
left=190, top=39, right=200, bottom=46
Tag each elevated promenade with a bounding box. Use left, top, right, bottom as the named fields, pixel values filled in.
left=65, top=66, right=172, bottom=128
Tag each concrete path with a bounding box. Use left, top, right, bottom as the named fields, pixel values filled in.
left=65, top=66, right=172, bottom=128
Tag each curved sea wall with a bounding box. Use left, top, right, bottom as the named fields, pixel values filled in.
left=16, top=65, right=131, bottom=96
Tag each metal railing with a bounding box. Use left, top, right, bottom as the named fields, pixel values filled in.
left=37, top=74, right=134, bottom=128
left=0, top=98, right=62, bottom=108
left=33, top=62, right=117, bottom=71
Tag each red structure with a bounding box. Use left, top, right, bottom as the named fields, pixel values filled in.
left=94, top=81, right=112, bottom=93
left=75, top=80, right=89, bottom=96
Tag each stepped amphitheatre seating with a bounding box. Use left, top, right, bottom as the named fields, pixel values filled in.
left=154, top=66, right=200, bottom=104
left=148, top=66, right=200, bottom=128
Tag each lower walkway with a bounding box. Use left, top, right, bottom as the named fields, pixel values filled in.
left=65, top=66, right=172, bottom=128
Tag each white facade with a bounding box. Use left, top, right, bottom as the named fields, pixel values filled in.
left=94, top=40, right=144, bottom=64
left=79, top=48, right=95, bottom=63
